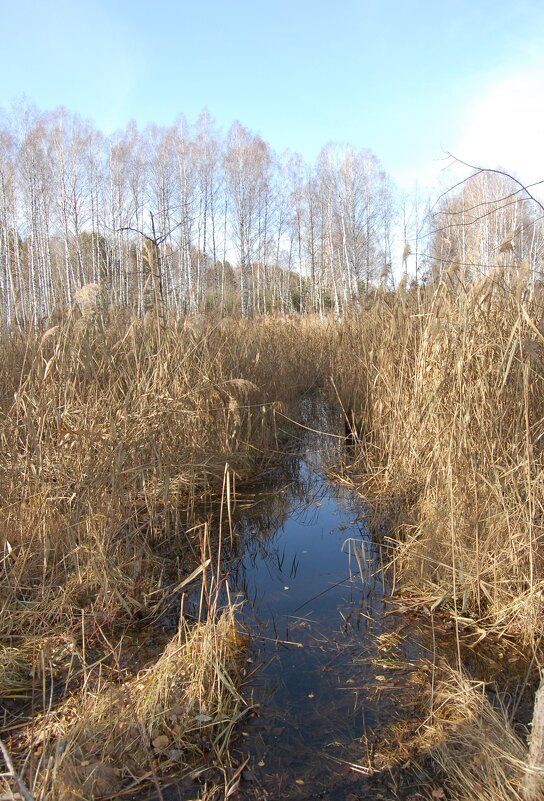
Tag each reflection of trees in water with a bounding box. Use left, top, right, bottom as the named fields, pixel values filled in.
left=300, top=393, right=347, bottom=466
left=234, top=460, right=327, bottom=562
left=228, top=396, right=356, bottom=594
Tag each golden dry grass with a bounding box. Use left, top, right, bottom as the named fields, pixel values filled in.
left=331, top=277, right=544, bottom=801
left=361, top=661, right=529, bottom=801
left=0, top=311, right=333, bottom=799
left=2, top=277, right=544, bottom=799
left=0, top=312, right=332, bottom=642
left=335, top=278, right=544, bottom=646
left=422, top=666, right=528, bottom=801
left=26, top=605, right=247, bottom=801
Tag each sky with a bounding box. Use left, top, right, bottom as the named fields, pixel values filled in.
left=1, top=0, right=543, bottom=193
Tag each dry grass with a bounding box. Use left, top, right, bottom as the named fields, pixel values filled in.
left=362, top=661, right=529, bottom=801
left=331, top=278, right=544, bottom=801
left=335, top=278, right=544, bottom=646
left=0, top=311, right=332, bottom=643
left=421, top=666, right=528, bottom=801
left=26, top=604, right=247, bottom=801
left=3, top=278, right=544, bottom=798
left=0, top=310, right=333, bottom=799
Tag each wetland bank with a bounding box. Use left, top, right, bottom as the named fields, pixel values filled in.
left=2, top=283, right=544, bottom=801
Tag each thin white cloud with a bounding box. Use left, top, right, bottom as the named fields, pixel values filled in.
left=454, top=65, right=544, bottom=187
left=391, top=60, right=544, bottom=198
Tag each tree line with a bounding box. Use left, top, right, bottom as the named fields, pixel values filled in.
left=0, top=102, right=542, bottom=326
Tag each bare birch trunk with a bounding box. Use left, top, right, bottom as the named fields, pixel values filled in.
left=525, top=675, right=544, bottom=801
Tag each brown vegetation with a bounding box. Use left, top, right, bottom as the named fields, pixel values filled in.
left=2, top=268, right=544, bottom=798
left=332, top=277, right=544, bottom=799
left=335, top=277, right=544, bottom=645
left=0, top=312, right=332, bottom=799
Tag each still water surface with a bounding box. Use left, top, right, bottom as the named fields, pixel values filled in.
left=151, top=399, right=424, bottom=801
left=228, top=400, right=422, bottom=800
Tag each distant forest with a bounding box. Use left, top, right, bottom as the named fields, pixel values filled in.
left=0, top=102, right=542, bottom=324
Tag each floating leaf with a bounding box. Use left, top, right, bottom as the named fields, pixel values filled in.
left=194, top=713, right=213, bottom=723
left=152, top=734, right=169, bottom=751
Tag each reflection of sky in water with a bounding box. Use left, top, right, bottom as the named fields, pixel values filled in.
left=229, top=399, right=423, bottom=800
left=238, top=475, right=377, bottom=638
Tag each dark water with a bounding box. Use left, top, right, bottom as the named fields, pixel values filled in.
left=146, top=398, right=533, bottom=801
left=143, top=398, right=428, bottom=801
left=226, top=399, right=423, bottom=800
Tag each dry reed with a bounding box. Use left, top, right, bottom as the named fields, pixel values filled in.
left=0, top=311, right=332, bottom=799
left=365, top=662, right=528, bottom=801
left=335, top=279, right=544, bottom=646
left=3, top=278, right=544, bottom=797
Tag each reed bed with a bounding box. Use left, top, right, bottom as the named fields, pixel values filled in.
left=0, top=311, right=333, bottom=799
left=3, top=278, right=544, bottom=798
left=0, top=312, right=332, bottom=642
left=332, top=279, right=544, bottom=801
left=335, top=279, right=544, bottom=647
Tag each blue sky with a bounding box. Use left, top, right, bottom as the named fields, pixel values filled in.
left=1, top=0, right=543, bottom=189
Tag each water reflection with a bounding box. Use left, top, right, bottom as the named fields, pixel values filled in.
left=228, top=398, right=421, bottom=800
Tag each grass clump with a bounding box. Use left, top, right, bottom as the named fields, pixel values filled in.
left=362, top=662, right=529, bottom=801
left=0, top=311, right=332, bottom=799
left=421, top=666, right=528, bottom=801
left=40, top=605, right=247, bottom=801
left=335, top=280, right=544, bottom=645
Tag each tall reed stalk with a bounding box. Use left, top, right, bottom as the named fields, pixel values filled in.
left=335, top=280, right=544, bottom=644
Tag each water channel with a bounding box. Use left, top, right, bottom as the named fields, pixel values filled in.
left=227, top=398, right=424, bottom=800
left=153, top=397, right=428, bottom=801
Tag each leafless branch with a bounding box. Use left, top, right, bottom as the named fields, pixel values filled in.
left=446, top=154, right=544, bottom=214
left=0, top=739, right=35, bottom=801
